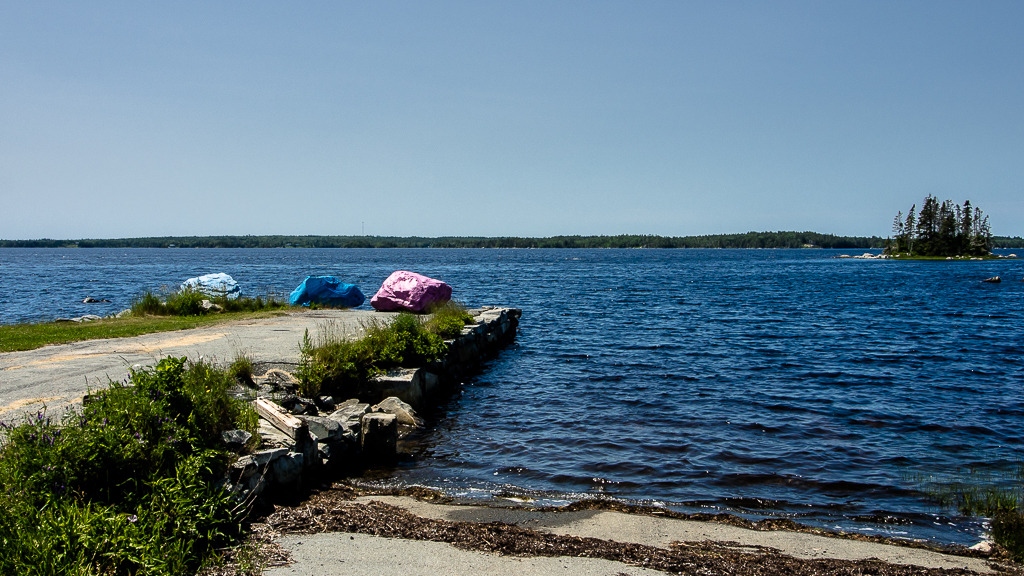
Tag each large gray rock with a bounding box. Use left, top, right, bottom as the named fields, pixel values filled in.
left=298, top=414, right=342, bottom=442
left=327, top=399, right=370, bottom=433
left=253, top=447, right=289, bottom=465
left=258, top=420, right=293, bottom=449
left=316, top=395, right=337, bottom=412
left=271, top=451, right=305, bottom=485
left=221, top=429, right=253, bottom=452
left=228, top=455, right=268, bottom=498
left=360, top=412, right=397, bottom=459
left=372, top=396, right=422, bottom=427
left=369, top=368, right=422, bottom=407
left=296, top=430, right=319, bottom=472
left=56, top=314, right=104, bottom=323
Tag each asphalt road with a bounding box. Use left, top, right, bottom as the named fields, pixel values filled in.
left=0, top=309, right=394, bottom=421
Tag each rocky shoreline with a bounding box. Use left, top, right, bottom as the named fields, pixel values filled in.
left=222, top=307, right=522, bottom=506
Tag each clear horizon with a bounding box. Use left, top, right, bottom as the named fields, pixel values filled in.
left=7, top=229, right=1024, bottom=244
left=3, top=2, right=1022, bottom=240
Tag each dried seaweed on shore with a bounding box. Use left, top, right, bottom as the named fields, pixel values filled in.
left=198, top=522, right=291, bottom=576
left=553, top=497, right=996, bottom=558
left=351, top=482, right=997, bottom=560
left=263, top=488, right=1001, bottom=576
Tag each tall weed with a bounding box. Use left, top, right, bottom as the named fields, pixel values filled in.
left=425, top=300, right=474, bottom=338
left=0, top=356, right=257, bottom=575
left=130, top=287, right=286, bottom=317
left=924, top=467, right=1024, bottom=560
left=296, top=313, right=447, bottom=398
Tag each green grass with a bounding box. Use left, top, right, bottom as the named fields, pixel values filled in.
left=296, top=306, right=472, bottom=398
left=228, top=352, right=256, bottom=386
left=0, top=311, right=288, bottom=353
left=0, top=356, right=258, bottom=576
left=131, top=288, right=287, bottom=317
left=924, top=467, right=1024, bottom=560
left=424, top=300, right=475, bottom=339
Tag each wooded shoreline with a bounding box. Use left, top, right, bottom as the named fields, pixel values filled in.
left=4, top=232, right=1023, bottom=250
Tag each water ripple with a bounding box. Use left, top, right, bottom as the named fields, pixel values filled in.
left=5, top=247, right=1024, bottom=545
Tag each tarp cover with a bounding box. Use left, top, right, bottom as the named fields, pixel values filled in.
left=370, top=270, right=452, bottom=312
left=289, top=276, right=366, bottom=308
left=181, top=273, right=241, bottom=300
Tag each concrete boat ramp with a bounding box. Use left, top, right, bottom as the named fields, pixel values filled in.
left=0, top=309, right=389, bottom=421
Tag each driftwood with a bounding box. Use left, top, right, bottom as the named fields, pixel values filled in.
left=255, top=397, right=309, bottom=440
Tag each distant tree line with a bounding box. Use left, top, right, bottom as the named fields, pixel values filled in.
left=884, top=195, right=995, bottom=257
left=0, top=232, right=896, bottom=249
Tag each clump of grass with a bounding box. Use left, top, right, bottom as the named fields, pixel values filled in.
left=363, top=313, right=446, bottom=367
left=228, top=352, right=255, bottom=387
left=295, top=329, right=367, bottom=398
left=131, top=287, right=207, bottom=316
left=924, top=467, right=1024, bottom=560
left=296, top=313, right=447, bottom=398
left=131, top=291, right=166, bottom=315
left=993, top=512, right=1024, bottom=562
left=219, top=293, right=287, bottom=314
left=424, top=300, right=475, bottom=339
left=130, top=287, right=286, bottom=317
left=0, top=356, right=258, bottom=576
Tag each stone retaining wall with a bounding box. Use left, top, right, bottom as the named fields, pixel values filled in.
left=367, top=306, right=522, bottom=409
left=225, top=307, right=521, bottom=502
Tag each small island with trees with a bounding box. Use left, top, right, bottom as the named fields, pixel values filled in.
left=884, top=195, right=996, bottom=259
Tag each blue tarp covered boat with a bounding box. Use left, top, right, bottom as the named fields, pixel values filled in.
left=289, top=276, right=365, bottom=308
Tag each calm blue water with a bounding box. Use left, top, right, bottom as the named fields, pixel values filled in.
left=3, top=247, right=1024, bottom=545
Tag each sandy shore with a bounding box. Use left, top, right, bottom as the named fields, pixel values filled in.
left=246, top=486, right=1009, bottom=576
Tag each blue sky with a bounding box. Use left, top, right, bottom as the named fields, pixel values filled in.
left=2, top=1, right=1022, bottom=239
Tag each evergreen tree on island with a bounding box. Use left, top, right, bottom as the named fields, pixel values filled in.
left=885, top=195, right=992, bottom=257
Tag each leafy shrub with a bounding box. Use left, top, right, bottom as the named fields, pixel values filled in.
left=131, top=291, right=165, bottom=316
left=164, top=287, right=208, bottom=316
left=0, top=357, right=258, bottom=575
left=296, top=326, right=377, bottom=398
left=424, top=300, right=474, bottom=338
left=296, top=313, right=447, bottom=398
left=364, top=313, right=445, bottom=367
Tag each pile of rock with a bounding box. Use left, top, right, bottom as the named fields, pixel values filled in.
left=224, top=306, right=521, bottom=505
left=225, top=393, right=422, bottom=503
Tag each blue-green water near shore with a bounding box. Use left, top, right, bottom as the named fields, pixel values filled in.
left=2, top=247, right=1023, bottom=544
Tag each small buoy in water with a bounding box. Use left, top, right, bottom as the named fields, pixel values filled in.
left=982, top=276, right=1001, bottom=283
